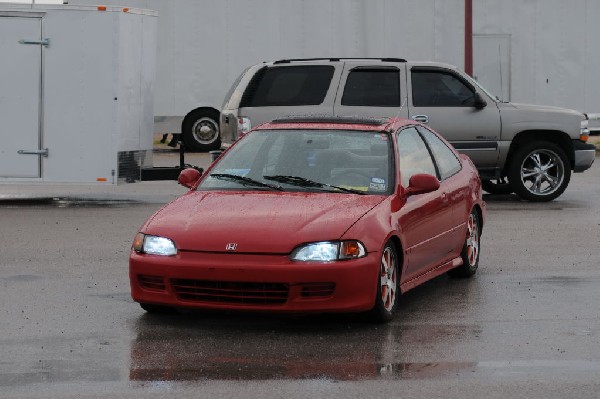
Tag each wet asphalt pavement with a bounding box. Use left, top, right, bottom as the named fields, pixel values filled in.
left=1, top=153, right=599, bottom=398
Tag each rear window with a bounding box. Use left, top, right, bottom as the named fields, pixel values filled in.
left=240, top=65, right=334, bottom=107
left=341, top=69, right=400, bottom=107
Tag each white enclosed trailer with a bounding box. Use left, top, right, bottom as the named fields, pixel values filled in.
left=73, top=0, right=466, bottom=151
left=0, top=3, right=162, bottom=184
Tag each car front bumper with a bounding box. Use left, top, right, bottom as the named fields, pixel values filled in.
left=573, top=140, right=596, bottom=173
left=129, top=250, right=379, bottom=313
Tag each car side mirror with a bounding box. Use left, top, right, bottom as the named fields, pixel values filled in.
left=474, top=92, right=487, bottom=109
left=178, top=167, right=202, bottom=189
left=405, top=173, right=440, bottom=196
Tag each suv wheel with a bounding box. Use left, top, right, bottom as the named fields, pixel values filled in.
left=507, top=141, right=571, bottom=202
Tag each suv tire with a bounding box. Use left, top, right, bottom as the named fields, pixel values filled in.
left=507, top=141, right=571, bottom=202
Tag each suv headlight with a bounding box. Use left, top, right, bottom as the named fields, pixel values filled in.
left=133, top=233, right=177, bottom=256
left=290, top=241, right=366, bottom=262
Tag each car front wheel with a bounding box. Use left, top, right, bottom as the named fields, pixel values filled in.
left=369, top=242, right=399, bottom=323
left=507, top=141, right=571, bottom=202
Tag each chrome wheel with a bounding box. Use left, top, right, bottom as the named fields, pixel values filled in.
left=191, top=117, right=219, bottom=145
left=465, top=212, right=479, bottom=267
left=519, top=149, right=565, bottom=196
left=380, top=246, right=397, bottom=312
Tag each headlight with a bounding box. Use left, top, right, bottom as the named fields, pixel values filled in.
left=132, top=233, right=177, bottom=256
left=290, top=241, right=366, bottom=262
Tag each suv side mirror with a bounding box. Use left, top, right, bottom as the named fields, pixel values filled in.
left=178, top=167, right=202, bottom=188
left=405, top=173, right=440, bottom=196
left=474, top=92, right=487, bottom=109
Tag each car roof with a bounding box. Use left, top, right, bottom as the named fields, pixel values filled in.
left=256, top=116, right=415, bottom=132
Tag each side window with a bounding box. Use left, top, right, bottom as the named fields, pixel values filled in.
left=242, top=65, right=334, bottom=107
left=411, top=70, right=475, bottom=107
left=341, top=69, right=400, bottom=107
left=417, top=126, right=462, bottom=180
left=397, top=127, right=437, bottom=186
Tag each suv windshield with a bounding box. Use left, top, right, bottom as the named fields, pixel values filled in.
left=199, top=129, right=394, bottom=195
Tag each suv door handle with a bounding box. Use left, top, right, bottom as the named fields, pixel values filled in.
left=411, top=115, right=429, bottom=123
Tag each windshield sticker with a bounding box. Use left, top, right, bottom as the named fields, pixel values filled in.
left=370, top=177, right=387, bottom=191
left=221, top=168, right=250, bottom=176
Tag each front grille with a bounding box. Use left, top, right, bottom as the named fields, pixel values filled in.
left=138, top=275, right=166, bottom=291
left=301, top=283, right=336, bottom=298
left=171, top=279, right=289, bottom=305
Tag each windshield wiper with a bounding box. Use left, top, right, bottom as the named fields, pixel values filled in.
left=263, top=175, right=365, bottom=195
left=210, top=173, right=283, bottom=191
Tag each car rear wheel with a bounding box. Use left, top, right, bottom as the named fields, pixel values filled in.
left=507, top=141, right=571, bottom=202
left=140, top=303, right=176, bottom=314
left=369, top=242, right=399, bottom=323
left=448, top=209, right=480, bottom=278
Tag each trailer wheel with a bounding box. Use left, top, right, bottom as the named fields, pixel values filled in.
left=182, top=108, right=221, bottom=152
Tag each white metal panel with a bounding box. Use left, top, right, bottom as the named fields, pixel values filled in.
left=41, top=9, right=118, bottom=182
left=0, top=16, right=41, bottom=178
left=73, top=0, right=466, bottom=125
left=474, top=0, right=599, bottom=113
left=117, top=10, right=144, bottom=152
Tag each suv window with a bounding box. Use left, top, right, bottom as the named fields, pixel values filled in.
left=417, top=126, right=462, bottom=180
left=397, top=127, right=437, bottom=186
left=411, top=70, right=475, bottom=107
left=240, top=65, right=334, bottom=107
left=342, top=69, right=400, bottom=107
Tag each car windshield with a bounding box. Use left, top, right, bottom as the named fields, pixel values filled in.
left=198, top=129, right=395, bottom=195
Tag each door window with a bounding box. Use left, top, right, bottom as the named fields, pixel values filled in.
left=397, top=127, right=437, bottom=186
left=241, top=65, right=334, bottom=107
left=417, top=127, right=462, bottom=180
left=341, top=69, right=400, bottom=107
left=411, top=70, right=475, bottom=107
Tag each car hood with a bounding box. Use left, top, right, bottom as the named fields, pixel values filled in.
left=143, top=191, right=386, bottom=254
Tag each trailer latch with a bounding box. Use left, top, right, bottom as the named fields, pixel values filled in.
left=18, top=38, right=50, bottom=48
left=18, top=148, right=49, bottom=157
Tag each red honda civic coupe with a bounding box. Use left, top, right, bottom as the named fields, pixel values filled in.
left=130, top=117, right=486, bottom=322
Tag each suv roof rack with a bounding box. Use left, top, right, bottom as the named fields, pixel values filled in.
left=271, top=115, right=389, bottom=126
left=273, top=57, right=407, bottom=64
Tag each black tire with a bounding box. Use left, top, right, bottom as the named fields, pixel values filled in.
left=181, top=109, right=222, bottom=152
left=369, top=241, right=399, bottom=323
left=507, top=141, right=571, bottom=202
left=481, top=177, right=513, bottom=195
left=140, top=303, right=176, bottom=314
left=448, top=209, right=480, bottom=278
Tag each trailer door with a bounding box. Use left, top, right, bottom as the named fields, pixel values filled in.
left=0, top=16, right=43, bottom=178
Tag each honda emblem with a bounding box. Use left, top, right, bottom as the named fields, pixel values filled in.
left=226, top=243, right=238, bottom=251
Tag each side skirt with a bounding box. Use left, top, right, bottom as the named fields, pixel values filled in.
left=399, top=256, right=462, bottom=293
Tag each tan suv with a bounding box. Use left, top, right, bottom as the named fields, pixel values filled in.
left=220, top=58, right=595, bottom=201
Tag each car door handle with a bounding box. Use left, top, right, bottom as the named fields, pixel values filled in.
left=411, top=115, right=429, bottom=124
